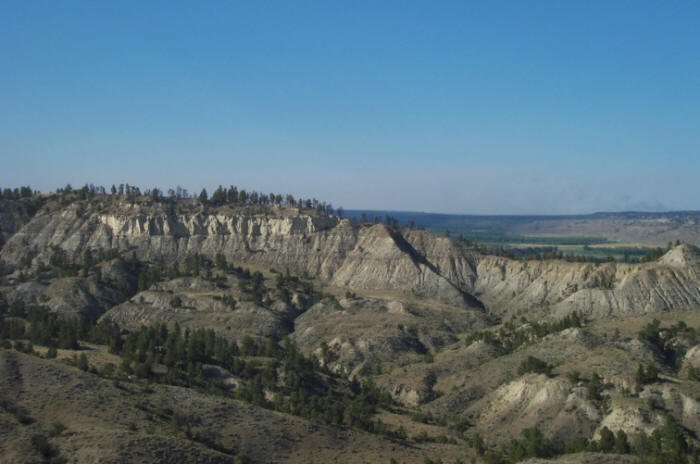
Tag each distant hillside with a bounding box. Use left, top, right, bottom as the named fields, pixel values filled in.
left=346, top=209, right=700, bottom=246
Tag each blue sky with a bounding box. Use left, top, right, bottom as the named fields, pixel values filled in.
left=1, top=1, right=698, bottom=214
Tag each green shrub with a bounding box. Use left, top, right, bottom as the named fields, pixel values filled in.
left=518, top=356, right=552, bottom=376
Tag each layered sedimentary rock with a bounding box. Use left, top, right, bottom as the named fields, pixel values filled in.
left=3, top=199, right=700, bottom=319
left=0, top=202, right=480, bottom=308
left=474, top=244, right=700, bottom=318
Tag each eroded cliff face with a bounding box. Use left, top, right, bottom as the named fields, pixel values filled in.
left=0, top=199, right=36, bottom=248
left=473, top=244, right=700, bottom=319
left=4, top=200, right=700, bottom=319
left=2, top=203, right=345, bottom=275
left=95, top=211, right=347, bottom=278
left=0, top=202, right=480, bottom=309
left=329, top=226, right=475, bottom=307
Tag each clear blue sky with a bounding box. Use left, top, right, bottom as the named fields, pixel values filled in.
left=1, top=1, right=698, bottom=214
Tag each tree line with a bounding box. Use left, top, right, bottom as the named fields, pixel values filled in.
left=45, top=182, right=340, bottom=216
left=1, top=182, right=344, bottom=218
left=477, top=416, right=694, bottom=464
left=0, top=185, right=35, bottom=200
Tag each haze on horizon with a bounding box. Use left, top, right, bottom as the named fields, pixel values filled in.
left=1, top=1, right=698, bottom=215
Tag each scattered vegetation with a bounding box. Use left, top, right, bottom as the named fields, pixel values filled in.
left=465, top=311, right=585, bottom=355
left=110, top=324, right=392, bottom=432
left=479, top=417, right=694, bottom=464
left=0, top=395, right=34, bottom=425
left=635, top=363, right=660, bottom=386
left=517, top=356, right=553, bottom=376
left=1, top=304, right=394, bottom=435
left=638, top=319, right=697, bottom=370
left=586, top=372, right=606, bottom=402
left=31, top=434, right=67, bottom=464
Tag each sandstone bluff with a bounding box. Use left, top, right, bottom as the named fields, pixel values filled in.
left=3, top=199, right=700, bottom=319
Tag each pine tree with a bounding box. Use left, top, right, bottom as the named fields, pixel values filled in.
left=598, top=427, right=615, bottom=452
left=614, top=429, right=630, bottom=454
left=198, top=188, right=208, bottom=204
